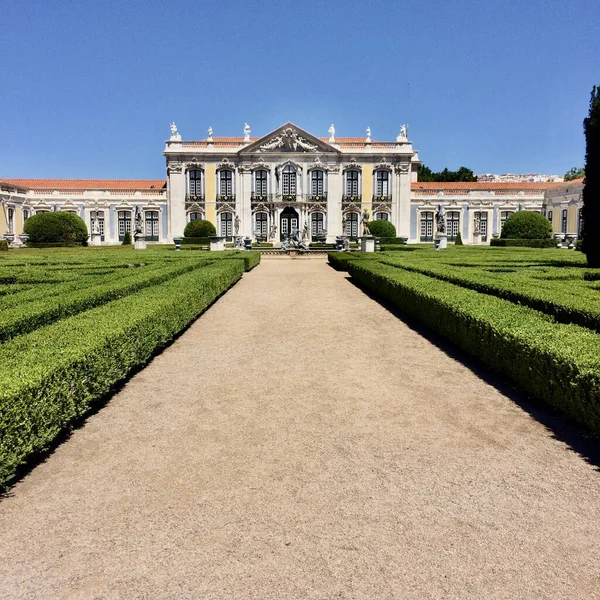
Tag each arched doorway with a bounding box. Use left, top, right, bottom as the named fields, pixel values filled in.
left=280, top=206, right=299, bottom=241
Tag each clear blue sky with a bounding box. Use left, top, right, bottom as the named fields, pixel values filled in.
left=1, top=0, right=598, bottom=179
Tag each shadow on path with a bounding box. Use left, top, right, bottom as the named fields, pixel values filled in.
left=346, top=275, right=600, bottom=472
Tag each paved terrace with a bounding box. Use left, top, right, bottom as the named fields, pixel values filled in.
left=1, top=257, right=599, bottom=599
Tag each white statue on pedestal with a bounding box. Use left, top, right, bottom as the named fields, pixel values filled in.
left=366, top=127, right=372, bottom=143
left=169, top=122, right=182, bottom=141
left=207, top=126, right=214, bottom=141
left=244, top=123, right=251, bottom=141
left=396, top=124, right=408, bottom=142
left=328, top=124, right=335, bottom=143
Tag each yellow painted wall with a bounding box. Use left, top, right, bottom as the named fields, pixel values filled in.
left=205, top=164, right=216, bottom=225
left=0, top=207, right=6, bottom=236
left=568, top=205, right=576, bottom=232
left=15, top=209, right=23, bottom=235
left=361, top=166, right=372, bottom=211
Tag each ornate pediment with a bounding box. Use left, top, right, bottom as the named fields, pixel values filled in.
left=240, top=122, right=339, bottom=155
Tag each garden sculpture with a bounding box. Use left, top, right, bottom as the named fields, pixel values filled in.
left=436, top=204, right=446, bottom=234
left=234, top=214, right=240, bottom=235
left=134, top=208, right=144, bottom=240
left=361, top=208, right=371, bottom=235
left=328, top=124, right=335, bottom=142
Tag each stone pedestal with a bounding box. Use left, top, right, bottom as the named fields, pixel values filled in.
left=435, top=234, right=447, bottom=250
left=173, top=237, right=183, bottom=251
left=360, top=235, right=376, bottom=253
left=209, top=236, right=225, bottom=251
left=134, top=236, right=147, bottom=250
left=90, top=233, right=102, bottom=247
left=6, top=234, right=22, bottom=248
left=472, top=232, right=481, bottom=245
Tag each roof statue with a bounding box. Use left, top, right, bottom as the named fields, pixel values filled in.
left=169, top=122, right=182, bottom=141
left=328, top=124, right=335, bottom=143
left=244, top=123, right=251, bottom=141
left=397, top=124, right=408, bottom=142
left=207, top=126, right=213, bottom=141
left=365, top=127, right=372, bottom=143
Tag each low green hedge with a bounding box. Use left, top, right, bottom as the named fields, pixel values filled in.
left=0, top=259, right=246, bottom=488
left=181, top=237, right=210, bottom=245
left=346, top=260, right=600, bottom=435
left=378, top=237, right=407, bottom=245
left=26, top=242, right=86, bottom=248
left=490, top=238, right=557, bottom=248
left=0, top=261, right=213, bottom=342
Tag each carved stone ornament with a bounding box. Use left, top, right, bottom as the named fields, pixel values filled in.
left=168, top=162, right=183, bottom=174
left=373, top=158, right=392, bottom=172
left=259, top=127, right=318, bottom=152
left=237, top=164, right=253, bottom=173
left=217, top=158, right=234, bottom=171
left=250, top=158, right=270, bottom=171
left=343, top=159, right=362, bottom=172
left=394, top=163, right=410, bottom=174
left=308, top=157, right=337, bottom=173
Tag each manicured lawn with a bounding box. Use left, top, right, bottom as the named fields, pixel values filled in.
left=0, top=248, right=260, bottom=488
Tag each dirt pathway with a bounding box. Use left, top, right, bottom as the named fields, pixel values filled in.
left=1, top=257, right=599, bottom=599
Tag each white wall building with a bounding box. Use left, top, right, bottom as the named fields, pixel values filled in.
left=0, top=122, right=561, bottom=245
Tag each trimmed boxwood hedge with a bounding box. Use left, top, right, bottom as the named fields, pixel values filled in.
left=24, top=212, right=88, bottom=245
left=182, top=237, right=210, bottom=245
left=378, top=237, right=407, bottom=245
left=345, top=260, right=600, bottom=435
left=0, top=259, right=247, bottom=488
left=501, top=211, right=552, bottom=239
left=490, top=238, right=557, bottom=248
left=0, top=240, right=8, bottom=251
left=183, top=219, right=216, bottom=238
left=368, top=220, right=396, bottom=238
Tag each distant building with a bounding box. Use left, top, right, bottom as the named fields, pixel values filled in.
left=476, top=173, right=564, bottom=183
left=542, top=178, right=584, bottom=238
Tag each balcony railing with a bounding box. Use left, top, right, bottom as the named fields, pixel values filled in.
left=372, top=195, right=392, bottom=202
left=216, top=194, right=236, bottom=202
left=307, top=192, right=327, bottom=202
left=342, top=195, right=362, bottom=203
left=185, top=194, right=205, bottom=203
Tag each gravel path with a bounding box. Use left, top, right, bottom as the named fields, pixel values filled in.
left=1, top=257, right=599, bottom=599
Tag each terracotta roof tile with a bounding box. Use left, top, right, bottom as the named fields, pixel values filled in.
left=1, top=179, right=167, bottom=190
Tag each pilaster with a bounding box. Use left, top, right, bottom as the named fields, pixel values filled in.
left=167, top=166, right=186, bottom=242
left=327, top=169, right=342, bottom=241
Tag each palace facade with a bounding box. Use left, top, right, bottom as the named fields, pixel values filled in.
left=0, top=122, right=570, bottom=245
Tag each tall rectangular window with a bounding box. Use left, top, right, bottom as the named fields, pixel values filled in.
left=500, top=211, right=514, bottom=233
left=346, top=170, right=359, bottom=196
left=90, top=210, right=105, bottom=241
left=376, top=171, right=389, bottom=197
left=420, top=211, right=434, bottom=241
left=474, top=211, right=488, bottom=242
left=578, top=208, right=584, bottom=236
left=145, top=210, right=159, bottom=241
left=282, top=167, right=296, bottom=197
left=255, top=212, right=267, bottom=237
left=188, top=170, right=203, bottom=196
left=7, top=208, right=14, bottom=234
left=220, top=212, right=233, bottom=239
left=562, top=209, right=568, bottom=233
left=255, top=170, right=267, bottom=196
left=345, top=213, right=359, bottom=239
left=311, top=171, right=324, bottom=196
left=447, top=211, right=460, bottom=241
left=118, top=211, right=132, bottom=241
left=311, top=212, right=324, bottom=240
left=219, top=170, right=233, bottom=196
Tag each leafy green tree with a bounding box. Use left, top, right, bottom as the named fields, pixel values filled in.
left=564, top=167, right=585, bottom=181
left=583, top=85, right=600, bottom=267
left=23, top=212, right=88, bottom=245
left=183, top=219, right=216, bottom=238
left=417, top=164, right=476, bottom=182
left=368, top=219, right=396, bottom=238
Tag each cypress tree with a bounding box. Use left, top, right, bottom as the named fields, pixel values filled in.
left=583, top=85, right=600, bottom=267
